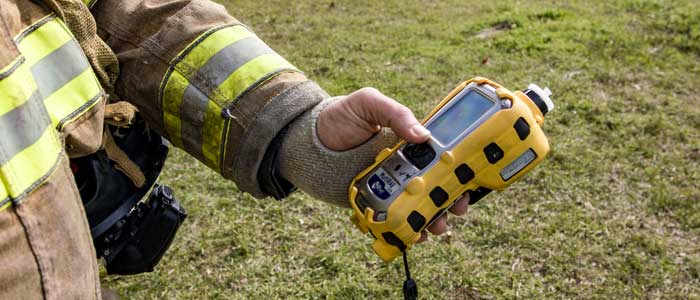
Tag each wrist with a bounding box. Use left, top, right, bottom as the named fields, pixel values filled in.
left=277, top=98, right=398, bottom=207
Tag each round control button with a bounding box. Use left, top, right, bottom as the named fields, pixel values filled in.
left=402, top=143, right=436, bottom=170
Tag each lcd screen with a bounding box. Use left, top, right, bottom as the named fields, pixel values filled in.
left=427, top=90, right=496, bottom=145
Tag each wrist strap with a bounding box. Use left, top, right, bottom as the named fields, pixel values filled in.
left=258, top=126, right=296, bottom=200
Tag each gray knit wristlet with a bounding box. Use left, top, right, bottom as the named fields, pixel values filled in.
left=278, top=97, right=398, bottom=207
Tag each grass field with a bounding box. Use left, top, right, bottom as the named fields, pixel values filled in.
left=103, top=0, right=700, bottom=299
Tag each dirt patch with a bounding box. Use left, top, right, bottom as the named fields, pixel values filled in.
left=474, top=21, right=518, bottom=39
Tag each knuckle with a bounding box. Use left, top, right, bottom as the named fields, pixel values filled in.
left=394, top=105, right=413, bottom=118
left=360, top=86, right=379, bottom=94
left=356, top=87, right=379, bottom=98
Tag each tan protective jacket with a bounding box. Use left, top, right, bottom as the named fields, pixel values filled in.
left=0, top=0, right=328, bottom=298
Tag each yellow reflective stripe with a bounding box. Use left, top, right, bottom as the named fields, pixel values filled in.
left=0, top=58, right=61, bottom=203
left=16, top=17, right=73, bottom=66
left=18, top=16, right=103, bottom=130
left=159, top=26, right=252, bottom=147
left=174, top=25, right=254, bottom=78
left=0, top=168, right=7, bottom=204
left=161, top=24, right=299, bottom=172
left=0, top=62, right=36, bottom=116
left=162, top=71, right=188, bottom=148
left=202, top=101, right=225, bottom=169
left=0, top=127, right=61, bottom=199
left=214, top=54, right=297, bottom=106
left=43, top=68, right=102, bottom=128
left=0, top=56, right=24, bottom=79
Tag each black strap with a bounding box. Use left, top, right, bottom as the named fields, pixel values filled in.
left=257, top=126, right=296, bottom=200
left=401, top=249, right=418, bottom=300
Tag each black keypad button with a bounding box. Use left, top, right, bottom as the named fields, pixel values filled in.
left=483, top=143, right=504, bottom=164
left=429, top=186, right=449, bottom=207
left=454, top=164, right=475, bottom=184
left=402, top=142, right=436, bottom=170
left=514, top=117, right=530, bottom=140
left=407, top=211, right=426, bottom=232
left=468, top=187, right=492, bottom=204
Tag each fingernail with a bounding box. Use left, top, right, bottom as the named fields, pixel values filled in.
left=410, top=124, right=430, bottom=138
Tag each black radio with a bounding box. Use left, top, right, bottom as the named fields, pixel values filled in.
left=71, top=118, right=187, bottom=275
left=95, top=185, right=186, bottom=275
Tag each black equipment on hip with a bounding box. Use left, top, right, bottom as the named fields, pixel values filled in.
left=95, top=184, right=186, bottom=275
left=71, top=118, right=187, bottom=275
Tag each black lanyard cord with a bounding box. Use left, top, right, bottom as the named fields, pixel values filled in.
left=401, top=249, right=418, bottom=300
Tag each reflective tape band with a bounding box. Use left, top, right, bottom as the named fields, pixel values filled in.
left=0, top=126, right=62, bottom=200
left=0, top=91, right=47, bottom=165
left=15, top=16, right=72, bottom=66
left=0, top=56, right=25, bottom=81
left=0, top=60, right=37, bottom=116
left=16, top=16, right=103, bottom=130
left=202, top=101, right=226, bottom=169
left=31, top=39, right=91, bottom=98
left=175, top=25, right=254, bottom=79
left=161, top=25, right=254, bottom=148
left=162, top=71, right=188, bottom=148
left=187, top=36, right=276, bottom=100
left=214, top=53, right=296, bottom=105
left=0, top=60, right=62, bottom=203
left=180, top=84, right=210, bottom=161
left=160, top=24, right=300, bottom=171
left=43, top=69, right=103, bottom=128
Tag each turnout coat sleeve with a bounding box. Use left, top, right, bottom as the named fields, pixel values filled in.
left=91, top=0, right=328, bottom=198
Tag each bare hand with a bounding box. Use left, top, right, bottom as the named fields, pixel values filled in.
left=317, top=87, right=470, bottom=242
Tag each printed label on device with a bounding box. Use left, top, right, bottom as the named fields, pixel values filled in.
left=368, top=167, right=399, bottom=200
left=500, top=148, right=537, bottom=181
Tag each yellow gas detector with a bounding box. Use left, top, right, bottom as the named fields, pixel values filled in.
left=348, top=77, right=554, bottom=263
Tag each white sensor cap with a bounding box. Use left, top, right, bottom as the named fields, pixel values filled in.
left=527, top=83, right=554, bottom=113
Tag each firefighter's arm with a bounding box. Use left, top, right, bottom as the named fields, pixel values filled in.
left=90, top=0, right=469, bottom=219
left=92, top=0, right=328, bottom=197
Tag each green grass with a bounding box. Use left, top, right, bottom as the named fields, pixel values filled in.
left=103, top=0, right=700, bottom=299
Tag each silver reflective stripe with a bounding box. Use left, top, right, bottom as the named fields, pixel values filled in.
left=179, top=36, right=275, bottom=158
left=0, top=91, right=50, bottom=165
left=31, top=39, right=90, bottom=98
left=189, top=36, right=275, bottom=95
left=180, top=85, right=209, bottom=159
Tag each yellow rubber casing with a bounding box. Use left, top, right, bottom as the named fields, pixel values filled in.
left=348, top=77, right=551, bottom=262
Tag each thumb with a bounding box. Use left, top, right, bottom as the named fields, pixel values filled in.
left=351, top=88, right=431, bottom=144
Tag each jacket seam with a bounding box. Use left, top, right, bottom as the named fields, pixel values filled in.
left=11, top=150, right=63, bottom=206
left=15, top=206, right=49, bottom=299
left=0, top=56, right=25, bottom=80
left=0, top=197, right=10, bottom=209
left=14, top=14, right=55, bottom=43
left=56, top=91, right=104, bottom=131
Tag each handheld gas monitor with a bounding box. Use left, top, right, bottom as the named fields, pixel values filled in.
left=348, top=77, right=554, bottom=263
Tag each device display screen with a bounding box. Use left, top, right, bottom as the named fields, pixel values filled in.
left=427, top=90, right=496, bottom=145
